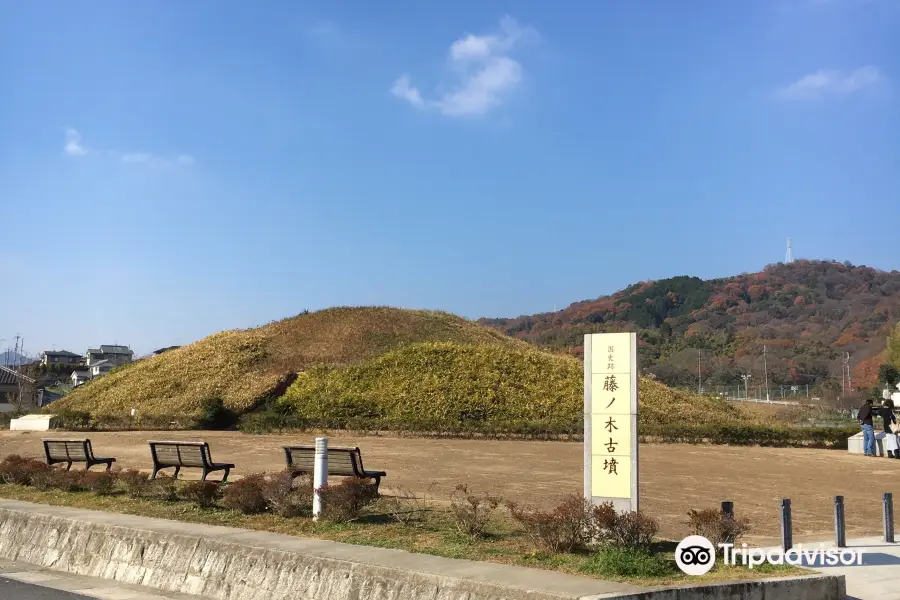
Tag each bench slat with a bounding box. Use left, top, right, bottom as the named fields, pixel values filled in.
left=45, top=440, right=88, bottom=461
left=284, top=446, right=367, bottom=478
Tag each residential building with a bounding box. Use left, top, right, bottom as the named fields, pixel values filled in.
left=70, top=370, right=91, bottom=387
left=85, top=345, right=134, bottom=367
left=41, top=350, right=83, bottom=366
left=88, top=360, right=114, bottom=378
left=0, top=366, right=37, bottom=411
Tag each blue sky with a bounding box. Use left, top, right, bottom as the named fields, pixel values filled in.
left=1, top=0, right=898, bottom=356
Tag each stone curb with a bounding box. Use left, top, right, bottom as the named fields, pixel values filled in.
left=0, top=500, right=844, bottom=600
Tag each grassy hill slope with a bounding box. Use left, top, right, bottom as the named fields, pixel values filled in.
left=279, top=341, right=767, bottom=434
left=49, top=305, right=850, bottom=444
left=50, top=307, right=526, bottom=418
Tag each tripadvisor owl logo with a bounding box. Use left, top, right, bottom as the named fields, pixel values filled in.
left=675, top=535, right=716, bottom=576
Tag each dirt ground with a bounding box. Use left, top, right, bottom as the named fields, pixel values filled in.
left=1, top=430, right=895, bottom=545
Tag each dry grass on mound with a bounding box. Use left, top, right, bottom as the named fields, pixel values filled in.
left=280, top=342, right=768, bottom=432
left=51, top=307, right=528, bottom=418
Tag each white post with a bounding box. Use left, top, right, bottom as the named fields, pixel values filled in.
left=312, top=436, right=328, bottom=521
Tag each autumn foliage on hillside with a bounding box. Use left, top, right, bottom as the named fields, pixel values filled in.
left=481, top=261, right=900, bottom=394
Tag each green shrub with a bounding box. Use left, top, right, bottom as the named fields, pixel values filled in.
left=238, top=407, right=306, bottom=434
left=196, top=395, right=239, bottom=430
left=49, top=409, right=91, bottom=430
left=641, top=423, right=857, bottom=448
left=582, top=546, right=674, bottom=578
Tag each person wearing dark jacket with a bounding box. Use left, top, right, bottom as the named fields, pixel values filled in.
left=859, top=399, right=876, bottom=456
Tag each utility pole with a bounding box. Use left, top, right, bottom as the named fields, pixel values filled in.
left=846, top=352, right=852, bottom=395
left=842, top=355, right=846, bottom=395
left=13, top=335, right=22, bottom=407
left=763, top=345, right=770, bottom=402
left=698, top=349, right=702, bottom=394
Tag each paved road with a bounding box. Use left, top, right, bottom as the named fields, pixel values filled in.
left=0, top=559, right=201, bottom=599
left=760, top=536, right=900, bottom=599
left=0, top=577, right=88, bottom=599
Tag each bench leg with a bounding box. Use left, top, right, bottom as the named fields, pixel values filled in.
left=221, top=468, right=231, bottom=484
left=151, top=467, right=160, bottom=480
left=372, top=475, right=381, bottom=493
left=65, top=462, right=72, bottom=472
left=173, top=466, right=181, bottom=480
left=200, top=468, right=208, bottom=482
left=105, top=461, right=113, bottom=472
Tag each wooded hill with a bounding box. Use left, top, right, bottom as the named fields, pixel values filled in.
left=481, top=260, right=900, bottom=395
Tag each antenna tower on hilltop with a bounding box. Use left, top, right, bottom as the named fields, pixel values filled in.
left=786, top=238, right=793, bottom=264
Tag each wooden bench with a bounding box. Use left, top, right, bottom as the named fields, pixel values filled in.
left=283, top=445, right=386, bottom=491
left=42, top=439, right=116, bottom=472
left=149, top=441, right=235, bottom=482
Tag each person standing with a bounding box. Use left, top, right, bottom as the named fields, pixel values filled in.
left=859, top=398, right=876, bottom=457
left=883, top=399, right=899, bottom=458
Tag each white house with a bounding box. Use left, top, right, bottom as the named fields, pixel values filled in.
left=70, top=370, right=91, bottom=387
left=88, top=360, right=114, bottom=378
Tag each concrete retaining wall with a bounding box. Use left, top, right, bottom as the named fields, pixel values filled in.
left=0, top=500, right=844, bottom=600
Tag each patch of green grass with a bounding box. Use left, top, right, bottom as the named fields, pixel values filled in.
left=0, top=485, right=806, bottom=586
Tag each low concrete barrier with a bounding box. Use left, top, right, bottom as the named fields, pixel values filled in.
left=0, top=500, right=845, bottom=600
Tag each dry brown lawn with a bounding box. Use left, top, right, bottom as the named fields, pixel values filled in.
left=1, top=430, right=893, bottom=545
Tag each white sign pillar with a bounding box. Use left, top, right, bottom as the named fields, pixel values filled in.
left=584, top=332, right=639, bottom=513
left=312, top=436, right=329, bottom=521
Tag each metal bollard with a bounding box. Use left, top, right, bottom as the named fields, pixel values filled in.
left=781, top=499, right=793, bottom=551
left=312, top=437, right=329, bottom=521
left=884, top=493, right=895, bottom=543
left=834, top=496, right=846, bottom=548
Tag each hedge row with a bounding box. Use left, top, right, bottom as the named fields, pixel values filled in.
left=640, top=424, right=858, bottom=448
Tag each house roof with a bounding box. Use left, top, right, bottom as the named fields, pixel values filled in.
left=89, top=360, right=111, bottom=368
left=42, top=350, right=81, bottom=358
left=153, top=346, right=182, bottom=355
left=0, top=366, right=35, bottom=386
left=71, top=370, right=90, bottom=377
left=88, top=345, right=133, bottom=355
left=101, top=345, right=132, bottom=353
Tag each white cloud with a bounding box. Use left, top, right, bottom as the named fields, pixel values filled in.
left=62, top=128, right=194, bottom=167
left=64, top=128, right=86, bottom=156
left=391, top=16, right=535, bottom=117
left=390, top=75, right=424, bottom=109
left=777, top=66, right=886, bottom=99
left=121, top=152, right=195, bottom=168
